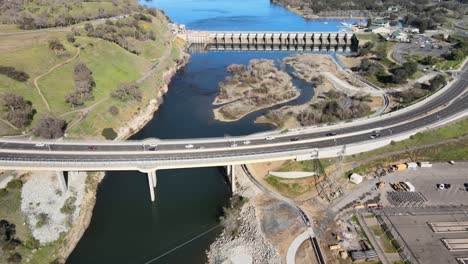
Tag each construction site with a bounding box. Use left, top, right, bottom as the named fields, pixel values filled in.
left=249, top=153, right=468, bottom=264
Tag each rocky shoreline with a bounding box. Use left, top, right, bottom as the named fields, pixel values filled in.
left=206, top=166, right=282, bottom=264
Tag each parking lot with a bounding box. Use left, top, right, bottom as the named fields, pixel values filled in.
left=391, top=35, right=452, bottom=68
left=380, top=162, right=468, bottom=207
left=378, top=207, right=468, bottom=264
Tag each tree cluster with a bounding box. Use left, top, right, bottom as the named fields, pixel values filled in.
left=84, top=15, right=157, bottom=54
left=66, top=62, right=95, bottom=107
left=0, top=219, right=22, bottom=264
left=32, top=115, right=67, bottom=139
left=1, top=0, right=144, bottom=29
left=296, top=90, right=372, bottom=126
left=1, top=93, right=35, bottom=129
left=111, top=82, right=142, bottom=102
left=0, top=66, right=29, bottom=82
left=391, top=62, right=418, bottom=84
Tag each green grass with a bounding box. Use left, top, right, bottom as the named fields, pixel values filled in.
left=265, top=175, right=313, bottom=196
left=349, top=118, right=468, bottom=162
left=370, top=225, right=398, bottom=253
left=0, top=12, right=181, bottom=138
left=277, top=160, right=314, bottom=172
left=435, top=59, right=465, bottom=71
left=355, top=33, right=380, bottom=44
left=40, top=37, right=150, bottom=115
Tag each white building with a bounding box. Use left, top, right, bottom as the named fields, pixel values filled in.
left=349, top=173, right=363, bottom=184
left=370, top=26, right=392, bottom=35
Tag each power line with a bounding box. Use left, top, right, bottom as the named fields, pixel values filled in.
left=143, top=224, right=222, bottom=264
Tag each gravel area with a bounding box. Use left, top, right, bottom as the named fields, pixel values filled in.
left=207, top=202, right=281, bottom=264
left=20, top=171, right=87, bottom=244
left=207, top=166, right=281, bottom=264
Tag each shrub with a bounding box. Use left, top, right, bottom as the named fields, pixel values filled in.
left=48, top=39, right=65, bottom=51
left=6, top=179, right=22, bottom=190
left=111, top=82, right=141, bottom=102
left=0, top=66, right=29, bottom=82
left=1, top=93, right=35, bottom=129
left=32, top=115, right=67, bottom=139
left=35, top=213, right=49, bottom=228
left=66, top=33, right=76, bottom=43
left=60, top=196, right=77, bottom=215
left=102, top=128, right=118, bottom=140
left=109, top=105, right=119, bottom=116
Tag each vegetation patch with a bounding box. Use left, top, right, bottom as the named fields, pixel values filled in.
left=60, top=196, right=77, bottom=215
left=0, top=66, right=29, bottom=82
left=370, top=225, right=397, bottom=253
left=101, top=127, right=117, bottom=140
left=219, top=194, right=249, bottom=239
left=265, top=175, right=314, bottom=197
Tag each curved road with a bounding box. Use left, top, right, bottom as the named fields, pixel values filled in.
left=0, top=65, right=465, bottom=167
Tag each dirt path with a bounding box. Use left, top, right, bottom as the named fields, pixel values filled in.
left=136, top=33, right=176, bottom=85
left=0, top=119, right=20, bottom=131
left=34, top=44, right=87, bottom=112
left=63, top=97, right=110, bottom=132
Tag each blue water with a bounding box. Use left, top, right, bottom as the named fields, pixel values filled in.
left=141, top=0, right=363, bottom=31
left=67, top=1, right=355, bottom=263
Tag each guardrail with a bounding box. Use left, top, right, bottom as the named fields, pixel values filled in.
left=0, top=110, right=465, bottom=172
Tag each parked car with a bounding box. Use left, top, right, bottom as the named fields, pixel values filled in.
left=290, top=137, right=299, bottom=141
left=243, top=140, right=251, bottom=145
left=88, top=146, right=97, bottom=151
left=265, top=136, right=275, bottom=140
left=326, top=132, right=337, bottom=136
left=185, top=144, right=194, bottom=149
left=230, top=143, right=238, bottom=147
left=35, top=143, right=45, bottom=147
left=437, top=183, right=451, bottom=190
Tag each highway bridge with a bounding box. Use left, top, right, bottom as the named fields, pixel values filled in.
left=0, top=65, right=467, bottom=202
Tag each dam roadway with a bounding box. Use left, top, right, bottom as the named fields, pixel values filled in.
left=0, top=64, right=466, bottom=170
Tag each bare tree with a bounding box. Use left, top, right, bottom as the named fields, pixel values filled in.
left=32, top=115, right=67, bottom=139
left=1, top=93, right=35, bottom=129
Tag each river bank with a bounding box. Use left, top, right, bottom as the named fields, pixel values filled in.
left=270, top=0, right=369, bottom=20
left=56, top=42, right=190, bottom=262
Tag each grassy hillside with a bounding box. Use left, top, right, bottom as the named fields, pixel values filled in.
left=0, top=6, right=186, bottom=139
left=0, top=0, right=144, bottom=29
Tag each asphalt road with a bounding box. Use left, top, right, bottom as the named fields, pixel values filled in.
left=0, top=64, right=466, bottom=163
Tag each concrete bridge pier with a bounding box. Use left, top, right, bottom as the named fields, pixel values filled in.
left=313, top=33, right=321, bottom=46
left=329, top=33, right=338, bottom=45
left=226, top=165, right=236, bottom=192
left=297, top=33, right=305, bottom=45
left=146, top=170, right=157, bottom=202
left=304, top=33, right=313, bottom=45
left=337, top=33, right=347, bottom=45
left=56, top=171, right=67, bottom=193
left=273, top=33, right=281, bottom=45
left=248, top=33, right=256, bottom=45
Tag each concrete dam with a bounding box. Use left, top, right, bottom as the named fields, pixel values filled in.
left=180, top=30, right=358, bottom=52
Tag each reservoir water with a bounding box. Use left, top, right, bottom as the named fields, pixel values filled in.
left=67, top=1, right=361, bottom=263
